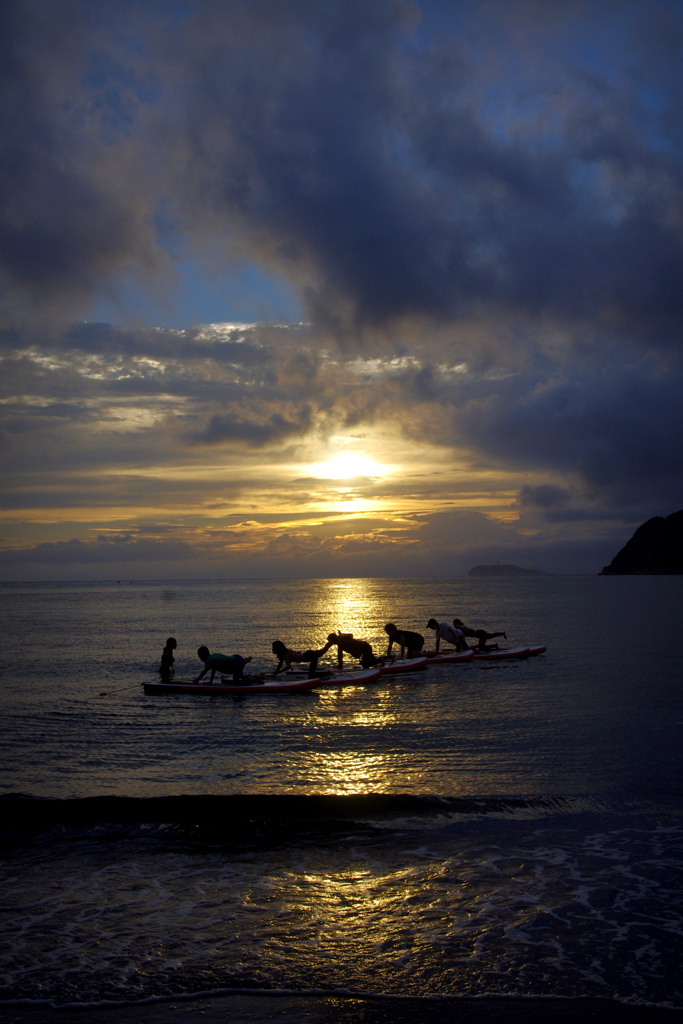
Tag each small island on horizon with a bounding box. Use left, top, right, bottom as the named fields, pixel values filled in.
left=599, top=508, right=683, bottom=574
left=468, top=563, right=550, bottom=577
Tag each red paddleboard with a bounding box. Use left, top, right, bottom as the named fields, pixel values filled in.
left=379, top=655, right=428, bottom=675
left=425, top=650, right=475, bottom=664
left=472, top=647, right=531, bottom=661
left=528, top=645, right=547, bottom=656
left=144, top=678, right=319, bottom=695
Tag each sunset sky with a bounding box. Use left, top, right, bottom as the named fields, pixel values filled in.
left=2, top=0, right=683, bottom=580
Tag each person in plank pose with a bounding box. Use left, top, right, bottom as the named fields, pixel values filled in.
left=272, top=640, right=327, bottom=679
left=193, top=646, right=254, bottom=684
left=322, top=631, right=384, bottom=669
left=426, top=619, right=469, bottom=653
left=384, top=623, right=424, bottom=659
left=453, top=618, right=506, bottom=651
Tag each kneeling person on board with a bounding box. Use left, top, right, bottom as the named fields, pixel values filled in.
left=323, top=631, right=382, bottom=670
left=427, top=619, right=468, bottom=653
left=453, top=618, right=506, bottom=652
left=159, top=637, right=177, bottom=682
left=193, top=646, right=253, bottom=684
left=384, top=623, right=424, bottom=659
left=272, top=640, right=326, bottom=679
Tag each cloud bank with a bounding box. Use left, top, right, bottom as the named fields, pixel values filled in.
left=1, top=0, right=682, bottom=577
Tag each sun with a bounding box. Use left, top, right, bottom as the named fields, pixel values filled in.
left=311, top=452, right=382, bottom=479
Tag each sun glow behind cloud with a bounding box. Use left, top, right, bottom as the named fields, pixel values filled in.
left=308, top=452, right=387, bottom=480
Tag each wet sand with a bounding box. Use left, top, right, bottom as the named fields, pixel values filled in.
left=3, top=994, right=680, bottom=1024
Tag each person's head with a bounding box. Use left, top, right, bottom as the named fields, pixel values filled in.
left=165, top=637, right=177, bottom=649
left=272, top=640, right=286, bottom=656
left=327, top=632, right=339, bottom=643
left=453, top=619, right=463, bottom=627
left=384, top=623, right=398, bottom=636
left=197, top=646, right=210, bottom=662
left=427, top=618, right=438, bottom=630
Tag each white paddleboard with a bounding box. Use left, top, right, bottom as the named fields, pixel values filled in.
left=144, top=677, right=319, bottom=695
left=471, top=647, right=531, bottom=661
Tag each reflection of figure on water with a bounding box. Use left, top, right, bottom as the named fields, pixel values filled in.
left=453, top=618, right=506, bottom=652
left=384, top=623, right=424, bottom=659
left=323, top=631, right=383, bottom=669
left=193, top=646, right=253, bottom=684
left=427, top=619, right=469, bottom=653
left=272, top=640, right=326, bottom=679
left=159, top=637, right=177, bottom=681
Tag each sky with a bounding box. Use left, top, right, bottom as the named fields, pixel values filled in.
left=2, top=0, right=683, bottom=580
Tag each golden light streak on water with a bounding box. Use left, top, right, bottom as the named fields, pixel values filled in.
left=300, top=750, right=394, bottom=794
left=317, top=578, right=378, bottom=637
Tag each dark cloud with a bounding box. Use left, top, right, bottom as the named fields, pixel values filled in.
left=0, top=1, right=161, bottom=321
left=519, top=485, right=571, bottom=508
left=0, top=0, right=681, bottom=342
left=192, top=404, right=313, bottom=446
left=450, top=356, right=683, bottom=508
left=0, top=536, right=196, bottom=565
left=59, top=322, right=273, bottom=367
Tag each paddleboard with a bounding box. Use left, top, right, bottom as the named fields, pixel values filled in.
left=425, top=650, right=475, bottom=664
left=143, top=677, right=319, bottom=695
left=471, top=647, right=530, bottom=661
left=379, top=655, right=428, bottom=675
left=528, top=645, right=547, bottom=656
left=277, top=666, right=382, bottom=685
left=317, top=667, right=383, bottom=686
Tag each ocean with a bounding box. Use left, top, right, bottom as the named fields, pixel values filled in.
left=1, top=577, right=682, bottom=1022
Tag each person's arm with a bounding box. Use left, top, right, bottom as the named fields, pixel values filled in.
left=337, top=643, right=343, bottom=668
left=435, top=628, right=441, bottom=653
left=193, top=665, right=209, bottom=684
left=273, top=657, right=285, bottom=676
left=386, top=638, right=394, bottom=658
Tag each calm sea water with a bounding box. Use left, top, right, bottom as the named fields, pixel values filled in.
left=1, top=577, right=682, bottom=1010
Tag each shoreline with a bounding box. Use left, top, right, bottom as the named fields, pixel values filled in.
left=2, top=993, right=680, bottom=1024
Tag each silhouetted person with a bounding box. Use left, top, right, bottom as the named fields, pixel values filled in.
left=272, top=640, right=326, bottom=679
left=193, top=646, right=253, bottom=684
left=384, top=623, right=424, bottom=659
left=427, top=619, right=468, bottom=653
left=159, top=637, right=177, bottom=682
left=322, top=631, right=382, bottom=669
left=453, top=618, right=506, bottom=651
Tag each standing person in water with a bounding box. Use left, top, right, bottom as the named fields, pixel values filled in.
left=159, top=637, right=177, bottom=682
left=193, top=646, right=253, bottom=684
left=384, top=623, right=424, bottom=659
left=272, top=640, right=327, bottom=679
left=453, top=618, right=506, bottom=651
left=426, top=619, right=469, bottom=653
left=322, top=631, right=383, bottom=670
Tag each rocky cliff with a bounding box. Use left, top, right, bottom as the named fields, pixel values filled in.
left=599, top=509, right=683, bottom=574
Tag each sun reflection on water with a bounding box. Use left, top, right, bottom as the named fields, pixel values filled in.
left=312, top=578, right=385, bottom=646
left=302, top=750, right=394, bottom=794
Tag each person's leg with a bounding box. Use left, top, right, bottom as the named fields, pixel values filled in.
left=477, top=629, right=506, bottom=643
left=232, top=655, right=245, bottom=682
left=304, top=651, right=319, bottom=679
